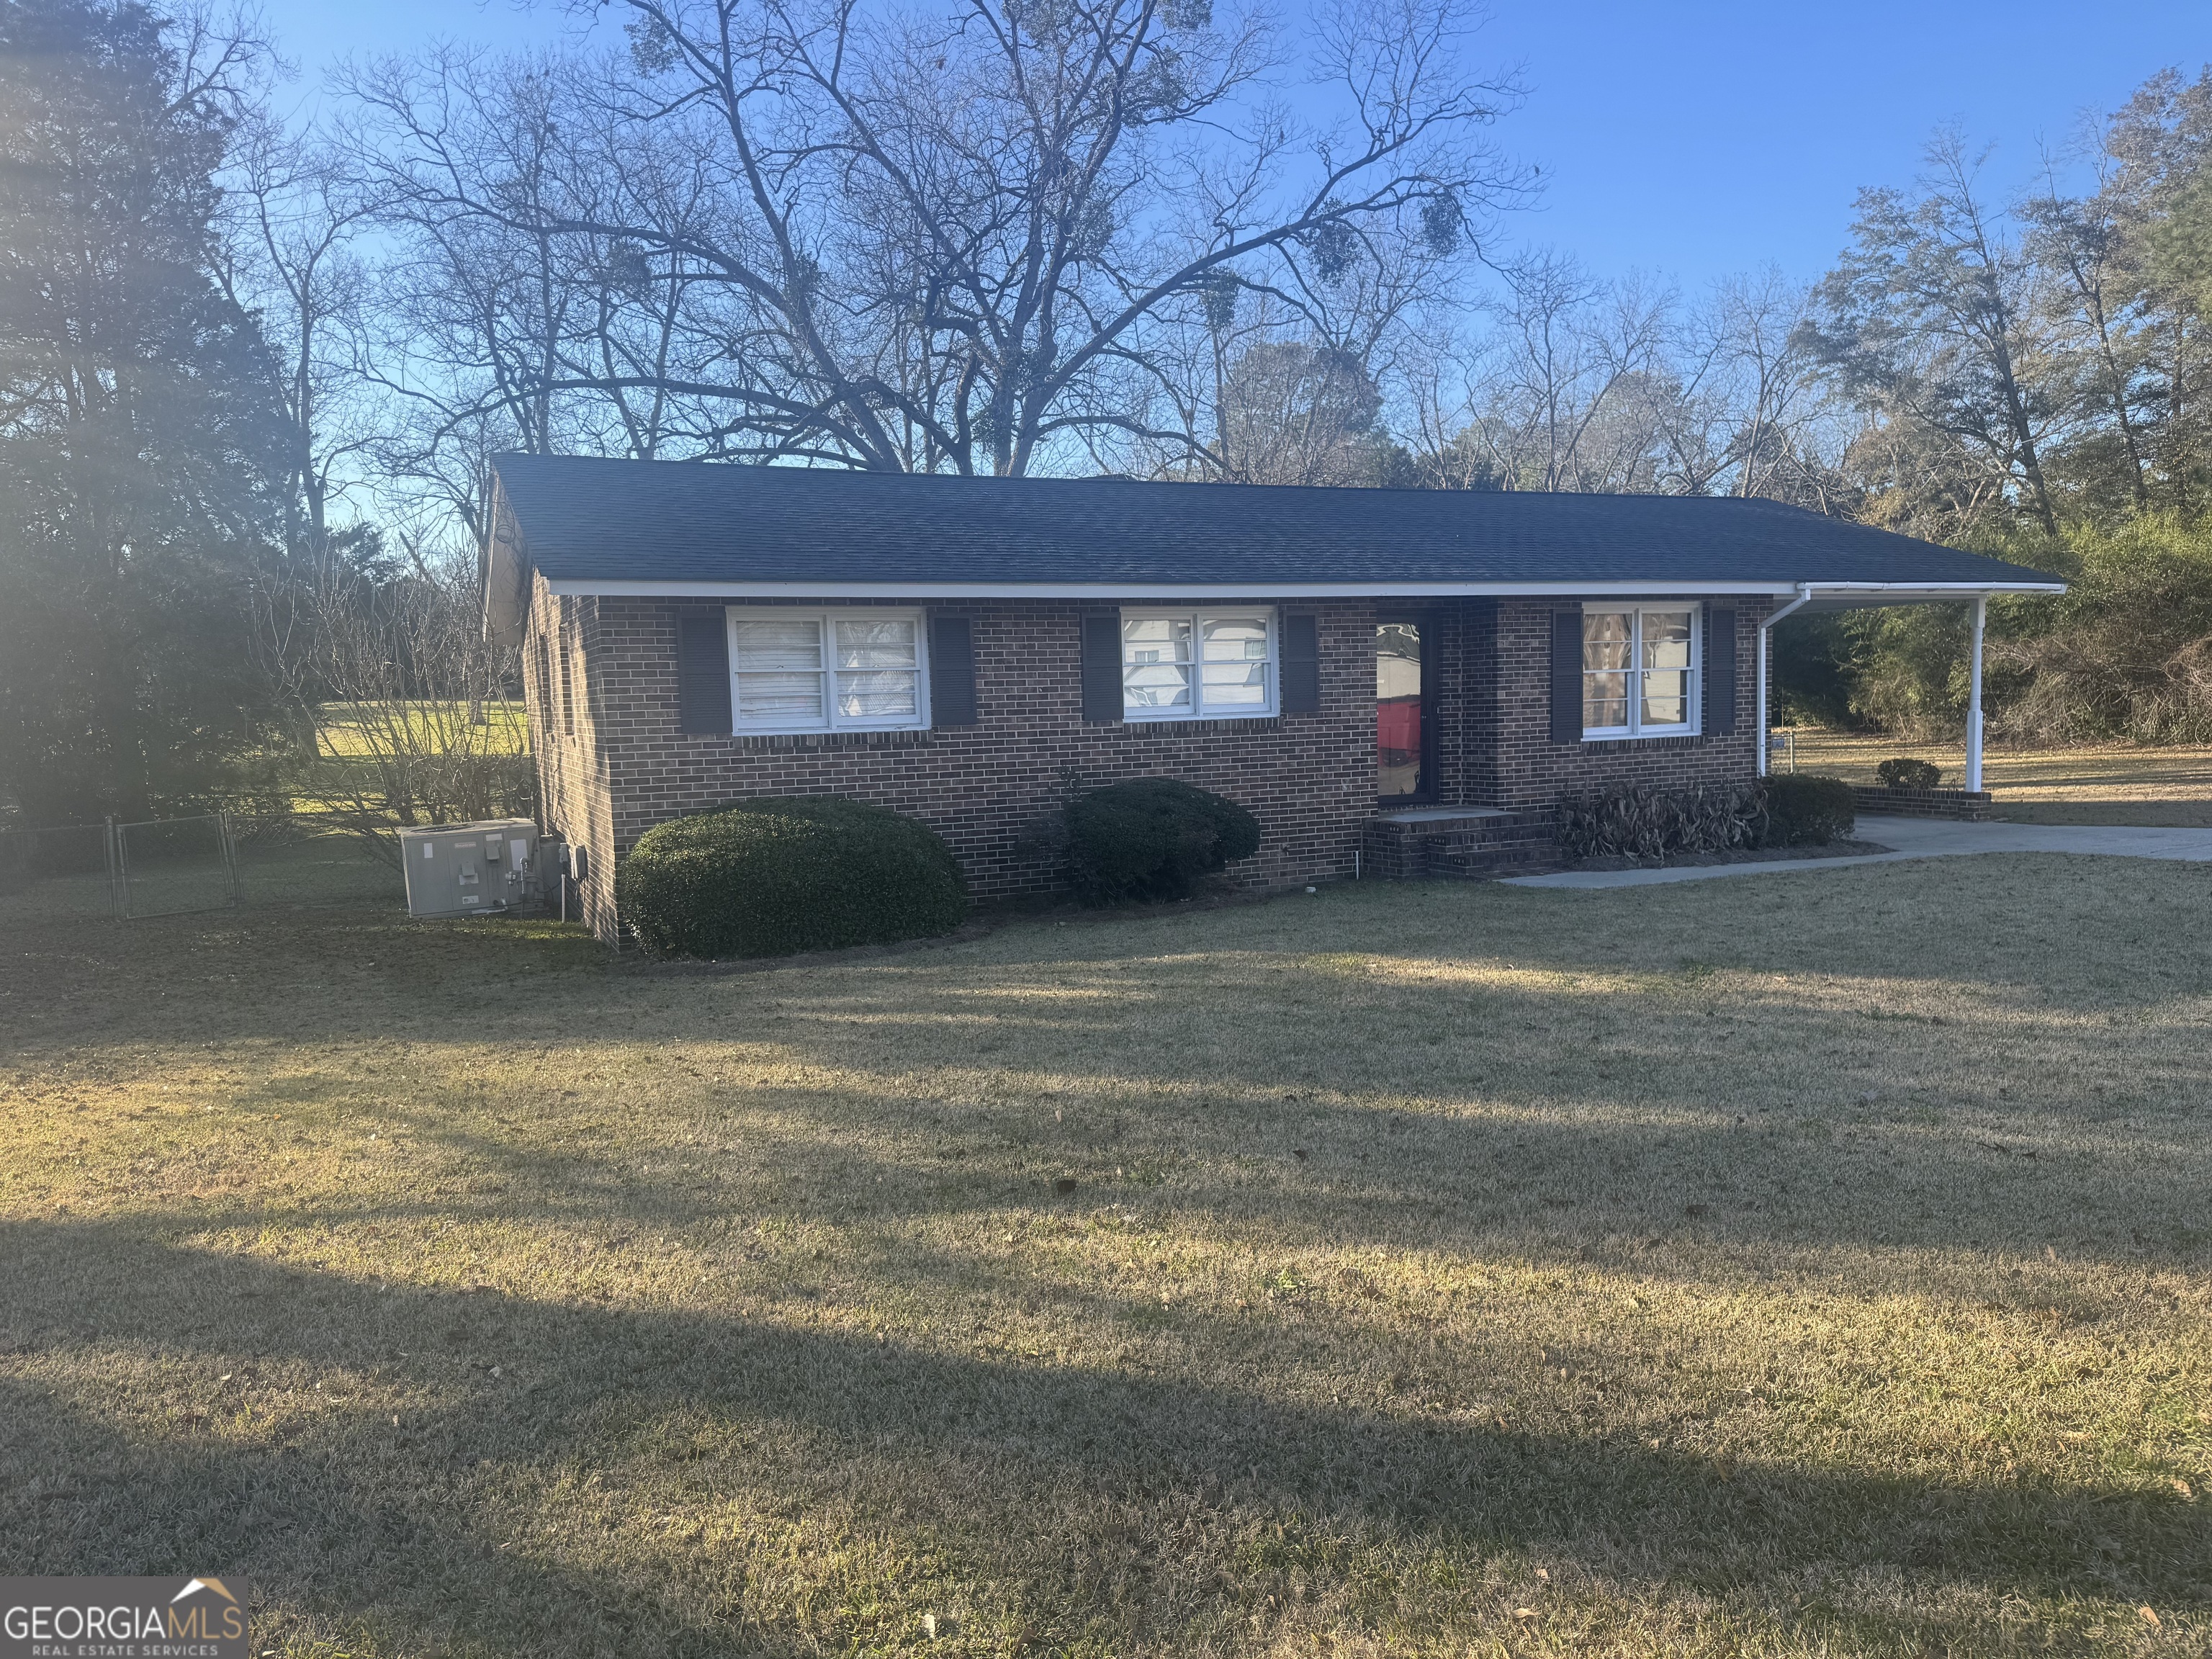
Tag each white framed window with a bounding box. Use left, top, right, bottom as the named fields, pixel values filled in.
left=1121, top=608, right=1278, bottom=720
left=726, top=608, right=930, bottom=734
left=1583, top=604, right=1699, bottom=739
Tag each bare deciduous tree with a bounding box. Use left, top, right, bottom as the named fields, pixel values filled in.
left=339, top=0, right=1527, bottom=476
left=1214, top=338, right=1385, bottom=484
left=281, top=552, right=531, bottom=861
left=220, top=112, right=384, bottom=559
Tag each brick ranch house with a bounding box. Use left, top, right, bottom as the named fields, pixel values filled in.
left=482, top=454, right=2063, bottom=943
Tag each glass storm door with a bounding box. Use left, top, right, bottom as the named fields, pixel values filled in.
left=1376, top=620, right=1429, bottom=801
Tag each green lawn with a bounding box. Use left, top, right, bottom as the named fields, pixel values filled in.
left=313, top=700, right=530, bottom=760
left=1, top=860, right=2208, bottom=1655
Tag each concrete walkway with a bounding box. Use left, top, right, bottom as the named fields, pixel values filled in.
left=1504, top=813, right=2212, bottom=891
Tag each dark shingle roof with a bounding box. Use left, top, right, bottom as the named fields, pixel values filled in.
left=490, top=453, right=2062, bottom=591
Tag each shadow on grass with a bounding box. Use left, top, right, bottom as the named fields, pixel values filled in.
left=12, top=855, right=2211, bottom=1282
left=1, top=1216, right=2204, bottom=1656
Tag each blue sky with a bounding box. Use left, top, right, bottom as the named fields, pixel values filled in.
left=262, top=0, right=2207, bottom=292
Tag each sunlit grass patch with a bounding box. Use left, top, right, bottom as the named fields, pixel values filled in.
left=1794, top=731, right=2212, bottom=827
left=1, top=858, right=2208, bottom=1655
left=313, top=700, right=529, bottom=760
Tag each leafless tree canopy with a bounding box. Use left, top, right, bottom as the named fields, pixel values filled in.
left=329, top=0, right=1527, bottom=480
left=177, top=5, right=2209, bottom=543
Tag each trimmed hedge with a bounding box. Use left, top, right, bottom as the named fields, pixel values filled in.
left=1065, top=778, right=1262, bottom=905
left=1875, top=756, right=1942, bottom=790
left=1765, top=773, right=1857, bottom=845
left=618, top=796, right=967, bottom=959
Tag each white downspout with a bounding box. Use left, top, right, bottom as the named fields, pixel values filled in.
left=1966, top=594, right=1987, bottom=793
left=1756, top=583, right=1815, bottom=778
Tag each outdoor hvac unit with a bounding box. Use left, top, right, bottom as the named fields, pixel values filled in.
left=398, top=819, right=541, bottom=918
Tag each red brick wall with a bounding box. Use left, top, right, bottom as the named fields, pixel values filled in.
left=524, top=580, right=1772, bottom=942
left=1484, top=598, right=1771, bottom=807
left=529, top=587, right=621, bottom=938
left=536, top=583, right=1380, bottom=940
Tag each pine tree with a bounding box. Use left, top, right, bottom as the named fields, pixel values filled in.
left=0, top=0, right=285, bottom=822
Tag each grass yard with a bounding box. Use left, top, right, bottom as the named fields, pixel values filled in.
left=313, top=701, right=530, bottom=761
left=2, top=860, right=2208, bottom=1656
left=1791, top=733, right=2212, bottom=828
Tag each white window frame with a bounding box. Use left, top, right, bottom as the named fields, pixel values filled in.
left=1120, top=606, right=1280, bottom=721
left=1581, top=603, right=1701, bottom=740
left=724, top=606, right=932, bottom=734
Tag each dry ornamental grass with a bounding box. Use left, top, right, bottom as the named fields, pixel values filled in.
left=1, top=855, right=2208, bottom=1655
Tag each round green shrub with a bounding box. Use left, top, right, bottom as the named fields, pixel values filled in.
left=1874, top=756, right=1942, bottom=790
left=1763, top=773, right=1857, bottom=846
left=619, top=796, right=967, bottom=959
left=1064, top=778, right=1262, bottom=906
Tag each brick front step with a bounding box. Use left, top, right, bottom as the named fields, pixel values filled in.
left=1362, top=806, right=1563, bottom=880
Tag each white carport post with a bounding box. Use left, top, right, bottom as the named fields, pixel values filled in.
left=1966, top=594, right=1987, bottom=793
left=1757, top=584, right=1815, bottom=778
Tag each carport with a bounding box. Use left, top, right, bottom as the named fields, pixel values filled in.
left=1755, top=581, right=2062, bottom=791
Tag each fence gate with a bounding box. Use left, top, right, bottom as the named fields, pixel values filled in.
left=112, top=814, right=242, bottom=919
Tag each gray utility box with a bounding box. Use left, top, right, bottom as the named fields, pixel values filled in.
left=398, top=819, right=541, bottom=918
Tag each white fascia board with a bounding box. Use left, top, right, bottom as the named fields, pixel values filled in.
left=1795, top=580, right=2068, bottom=608
left=1807, top=580, right=2067, bottom=594
left=542, top=577, right=1804, bottom=600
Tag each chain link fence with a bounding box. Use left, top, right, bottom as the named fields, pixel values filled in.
left=232, top=809, right=407, bottom=910
left=114, top=814, right=239, bottom=917
left=0, top=809, right=406, bottom=925
left=0, top=820, right=117, bottom=924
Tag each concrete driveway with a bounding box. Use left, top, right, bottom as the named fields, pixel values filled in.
left=1504, top=813, right=2212, bottom=890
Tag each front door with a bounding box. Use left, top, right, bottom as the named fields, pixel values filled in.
left=1376, top=618, right=1433, bottom=802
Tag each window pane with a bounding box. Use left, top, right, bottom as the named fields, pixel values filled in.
left=1124, top=663, right=1192, bottom=711
left=1375, top=624, right=1421, bottom=701
left=733, top=619, right=823, bottom=671
left=1584, top=672, right=1628, bottom=731
left=835, top=618, right=917, bottom=669
left=1200, top=616, right=1269, bottom=661
left=1123, top=615, right=1194, bottom=714
left=1583, top=611, right=1631, bottom=671
left=1201, top=661, right=1268, bottom=708
left=1123, top=616, right=1192, bottom=665
left=835, top=670, right=918, bottom=719
left=1642, top=610, right=1693, bottom=671
left=736, top=672, right=824, bottom=724
left=1642, top=669, right=1689, bottom=728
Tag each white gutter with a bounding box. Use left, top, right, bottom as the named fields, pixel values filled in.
left=1756, top=583, right=1815, bottom=778
left=541, top=577, right=1807, bottom=601
left=1786, top=579, right=2067, bottom=603
left=543, top=575, right=2067, bottom=603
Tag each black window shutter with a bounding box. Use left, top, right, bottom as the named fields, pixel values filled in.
left=1549, top=608, right=1583, bottom=744
left=1280, top=612, right=1320, bottom=714
left=1080, top=612, right=1123, bottom=724
left=1706, top=606, right=1737, bottom=734
left=930, top=613, right=977, bottom=727
left=676, top=612, right=732, bottom=734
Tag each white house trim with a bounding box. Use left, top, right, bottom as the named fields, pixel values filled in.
left=541, top=576, right=2067, bottom=603
left=541, top=578, right=1809, bottom=601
